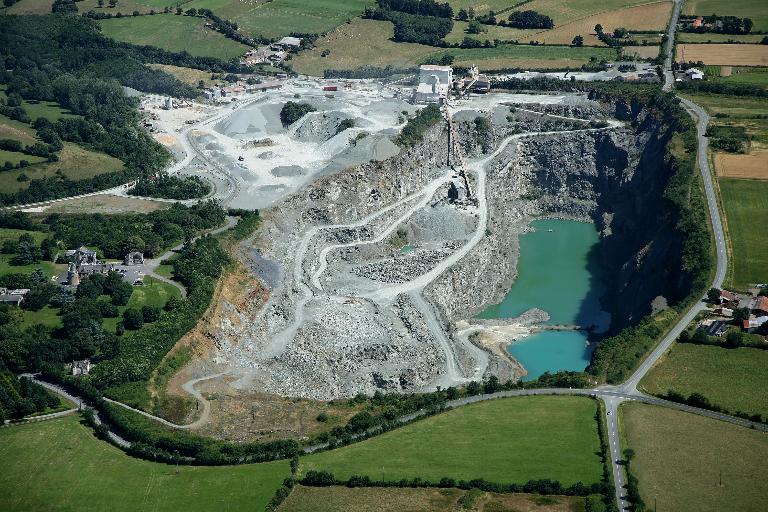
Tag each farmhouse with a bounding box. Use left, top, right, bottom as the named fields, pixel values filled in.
left=0, top=287, right=26, bottom=306
left=124, top=251, right=144, bottom=266
left=274, top=36, right=302, bottom=50
left=414, top=65, right=453, bottom=104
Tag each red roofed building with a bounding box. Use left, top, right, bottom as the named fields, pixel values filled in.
left=692, top=17, right=703, bottom=28
left=754, top=296, right=768, bottom=316
left=719, top=290, right=737, bottom=304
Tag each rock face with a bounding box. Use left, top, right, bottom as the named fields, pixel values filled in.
left=206, top=94, right=691, bottom=400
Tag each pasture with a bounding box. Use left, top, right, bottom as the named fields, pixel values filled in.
left=302, top=396, right=604, bottom=486
left=677, top=32, right=766, bottom=44
left=683, top=0, right=768, bottom=32
left=188, top=0, right=374, bottom=39
left=0, top=142, right=124, bottom=194
left=99, top=14, right=249, bottom=60
left=290, top=18, right=436, bottom=76
left=640, top=343, right=768, bottom=418
left=278, top=486, right=586, bottom=512
left=620, top=403, right=768, bottom=512
left=676, top=43, right=768, bottom=66
left=718, top=178, right=768, bottom=289
left=101, top=276, right=182, bottom=332
left=0, top=415, right=289, bottom=512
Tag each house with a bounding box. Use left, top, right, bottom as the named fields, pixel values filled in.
left=718, top=289, right=738, bottom=304
left=691, top=16, right=703, bottom=29
left=0, top=293, right=23, bottom=306
left=712, top=306, right=733, bottom=317
left=705, top=320, right=729, bottom=337
left=124, top=251, right=144, bottom=266
left=71, top=359, right=91, bottom=376
left=685, top=68, right=704, bottom=80
left=414, top=65, right=453, bottom=104
left=742, top=315, right=768, bottom=333
left=754, top=296, right=768, bottom=317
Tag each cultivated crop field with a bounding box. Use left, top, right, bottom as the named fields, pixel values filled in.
left=0, top=416, right=290, bottom=512
left=715, top=151, right=768, bottom=180
left=640, top=343, right=768, bottom=418
left=621, top=403, right=768, bottom=512
left=528, top=1, right=672, bottom=45
left=676, top=44, right=768, bottom=66
left=99, top=14, right=249, bottom=60
left=434, top=43, right=616, bottom=70
left=677, top=32, right=766, bottom=43
left=278, top=486, right=585, bottom=512
left=302, top=396, right=604, bottom=485
left=719, top=178, right=768, bottom=289
left=683, top=0, right=768, bottom=31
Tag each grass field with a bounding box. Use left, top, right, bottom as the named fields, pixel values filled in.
left=278, top=486, right=586, bottom=512
left=445, top=20, right=538, bottom=45
left=713, top=66, right=768, bottom=88
left=0, top=254, right=59, bottom=278
left=0, top=149, right=46, bottom=167
left=0, top=85, right=77, bottom=123
left=0, top=227, right=49, bottom=245
left=188, top=0, right=374, bottom=39
left=5, top=0, right=166, bottom=15
left=18, top=305, right=62, bottom=329
left=0, top=415, right=289, bottom=512
left=620, top=402, right=768, bottom=512
left=683, top=0, right=768, bottom=32
left=682, top=92, right=768, bottom=146
left=719, top=178, right=768, bottom=289
left=102, top=276, right=182, bottom=332
left=290, top=18, right=437, bottom=76
left=0, top=142, right=124, bottom=193
left=99, top=14, right=249, bottom=60
left=302, top=396, right=603, bottom=485
left=640, top=343, right=768, bottom=418
left=676, top=43, right=768, bottom=66
left=449, top=0, right=658, bottom=25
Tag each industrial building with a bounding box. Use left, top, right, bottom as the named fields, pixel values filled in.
left=414, top=65, right=453, bottom=104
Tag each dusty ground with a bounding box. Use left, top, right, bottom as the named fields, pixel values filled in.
left=714, top=150, right=768, bottom=180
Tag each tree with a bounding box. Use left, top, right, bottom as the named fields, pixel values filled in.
left=97, top=0, right=104, bottom=6
left=733, top=307, right=750, bottom=323
left=185, top=8, right=197, bottom=16
left=623, top=448, right=635, bottom=462
left=571, top=35, right=584, bottom=47
left=457, top=8, right=468, bottom=21
left=725, top=330, right=744, bottom=347
left=707, top=287, right=721, bottom=303
left=594, top=23, right=603, bottom=35
left=123, top=308, right=144, bottom=330
left=466, top=19, right=483, bottom=34
left=108, top=0, right=117, bottom=7
left=141, top=304, right=161, bottom=323
left=743, top=18, right=753, bottom=33
left=613, top=26, right=627, bottom=38
left=175, top=6, right=182, bottom=14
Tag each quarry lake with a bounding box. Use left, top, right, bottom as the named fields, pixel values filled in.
left=479, top=219, right=611, bottom=380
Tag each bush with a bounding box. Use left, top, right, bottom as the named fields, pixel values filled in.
left=280, top=102, right=316, bottom=127
left=141, top=305, right=161, bottom=323
left=395, top=104, right=442, bottom=147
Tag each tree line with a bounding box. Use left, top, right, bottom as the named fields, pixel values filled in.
left=128, top=173, right=212, bottom=200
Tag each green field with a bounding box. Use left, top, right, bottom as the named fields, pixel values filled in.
left=445, top=20, right=538, bottom=45
left=684, top=0, right=768, bottom=32
left=719, top=179, right=768, bottom=289
left=102, top=276, right=182, bottom=332
left=0, top=415, right=289, bottom=512
left=188, top=0, right=374, bottom=39
left=641, top=343, right=768, bottom=418
left=0, top=254, right=59, bottom=278
left=303, top=396, right=603, bottom=485
left=713, top=67, right=768, bottom=89
left=621, top=402, right=768, bottom=512
left=0, top=142, right=125, bottom=193
left=99, top=14, right=249, bottom=60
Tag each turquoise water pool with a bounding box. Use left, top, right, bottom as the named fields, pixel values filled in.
left=478, top=219, right=611, bottom=379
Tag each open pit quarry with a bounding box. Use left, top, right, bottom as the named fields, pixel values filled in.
left=153, top=81, right=691, bottom=402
